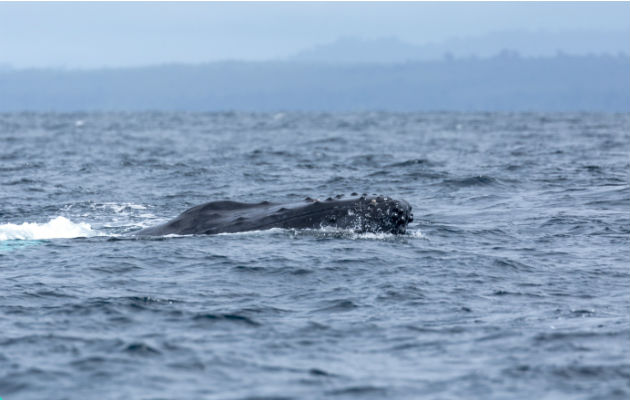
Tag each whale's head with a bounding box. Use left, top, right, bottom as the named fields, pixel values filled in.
left=351, top=195, right=413, bottom=234
left=311, top=195, right=413, bottom=234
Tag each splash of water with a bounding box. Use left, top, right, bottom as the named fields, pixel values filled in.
left=0, top=216, right=98, bottom=241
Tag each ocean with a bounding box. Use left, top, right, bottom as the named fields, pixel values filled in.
left=1, top=112, right=628, bottom=399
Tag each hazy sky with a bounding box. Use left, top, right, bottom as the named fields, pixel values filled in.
left=1, top=2, right=628, bottom=68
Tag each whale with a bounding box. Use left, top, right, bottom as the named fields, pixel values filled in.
left=135, top=194, right=413, bottom=236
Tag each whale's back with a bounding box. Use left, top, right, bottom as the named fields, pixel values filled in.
left=135, top=196, right=412, bottom=236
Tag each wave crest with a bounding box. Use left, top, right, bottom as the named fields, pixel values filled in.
left=0, top=216, right=98, bottom=241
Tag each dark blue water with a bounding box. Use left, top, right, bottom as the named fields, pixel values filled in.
left=1, top=112, right=629, bottom=399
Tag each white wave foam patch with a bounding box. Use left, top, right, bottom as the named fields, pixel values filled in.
left=408, top=230, right=426, bottom=239
left=211, top=228, right=284, bottom=238
left=0, top=217, right=99, bottom=241
left=214, top=227, right=425, bottom=240
left=88, top=202, right=149, bottom=215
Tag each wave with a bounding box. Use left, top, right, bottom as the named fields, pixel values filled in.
left=0, top=216, right=99, bottom=241
left=442, top=175, right=499, bottom=187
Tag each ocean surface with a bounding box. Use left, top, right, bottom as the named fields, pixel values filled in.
left=0, top=112, right=628, bottom=399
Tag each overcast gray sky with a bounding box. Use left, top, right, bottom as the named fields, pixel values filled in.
left=1, top=2, right=628, bottom=68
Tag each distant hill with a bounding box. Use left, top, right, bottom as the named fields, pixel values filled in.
left=290, top=31, right=630, bottom=64
left=0, top=53, right=628, bottom=112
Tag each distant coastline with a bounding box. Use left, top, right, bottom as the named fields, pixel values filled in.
left=1, top=53, right=628, bottom=112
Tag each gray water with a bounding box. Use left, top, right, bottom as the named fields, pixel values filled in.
left=1, top=112, right=629, bottom=399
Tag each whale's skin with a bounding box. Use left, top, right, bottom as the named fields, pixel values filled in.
left=135, top=195, right=413, bottom=236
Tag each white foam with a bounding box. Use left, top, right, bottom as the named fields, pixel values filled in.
left=0, top=216, right=99, bottom=241
left=408, top=229, right=426, bottom=239
left=92, top=202, right=148, bottom=214
left=215, top=227, right=285, bottom=237
left=212, top=226, right=425, bottom=241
